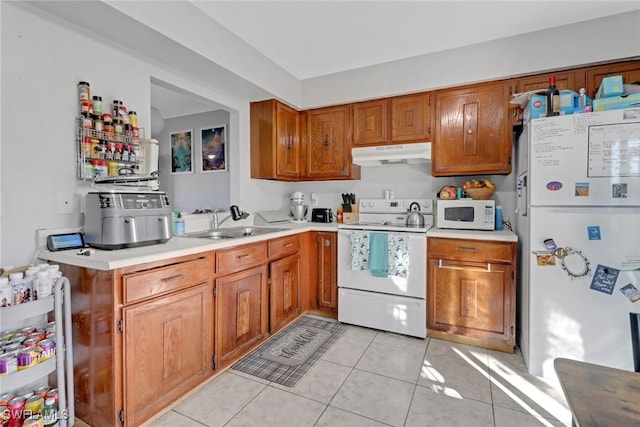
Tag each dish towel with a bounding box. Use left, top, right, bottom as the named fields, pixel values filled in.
left=368, top=232, right=389, bottom=277
left=350, top=231, right=369, bottom=271
left=388, top=234, right=409, bottom=278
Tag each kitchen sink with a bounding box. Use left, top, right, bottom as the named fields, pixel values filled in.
left=183, top=226, right=287, bottom=240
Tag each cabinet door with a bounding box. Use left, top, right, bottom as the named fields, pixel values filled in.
left=250, top=99, right=299, bottom=181
left=270, top=254, right=301, bottom=333
left=428, top=259, right=511, bottom=337
left=305, top=105, right=351, bottom=178
left=391, top=93, right=431, bottom=143
left=276, top=102, right=300, bottom=178
left=353, top=99, right=389, bottom=146
left=585, top=60, right=640, bottom=99
left=215, top=265, right=268, bottom=367
left=317, top=232, right=337, bottom=310
left=123, top=282, right=212, bottom=427
left=433, top=81, right=511, bottom=176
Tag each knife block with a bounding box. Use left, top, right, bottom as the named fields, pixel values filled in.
left=343, top=204, right=359, bottom=224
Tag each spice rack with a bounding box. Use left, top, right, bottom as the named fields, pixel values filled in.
left=75, top=117, right=145, bottom=180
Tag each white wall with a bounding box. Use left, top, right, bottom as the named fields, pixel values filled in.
left=301, top=11, right=640, bottom=107
left=158, top=110, right=231, bottom=214
left=0, top=2, right=292, bottom=266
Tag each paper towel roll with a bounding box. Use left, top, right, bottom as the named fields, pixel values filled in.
left=145, top=138, right=159, bottom=174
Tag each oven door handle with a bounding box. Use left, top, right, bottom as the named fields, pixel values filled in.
left=438, top=259, right=492, bottom=272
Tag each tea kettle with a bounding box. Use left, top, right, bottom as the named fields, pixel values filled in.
left=405, top=202, right=425, bottom=227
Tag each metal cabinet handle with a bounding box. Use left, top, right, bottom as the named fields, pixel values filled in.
left=237, top=254, right=251, bottom=259
left=284, top=243, right=293, bottom=248
left=324, top=134, right=329, bottom=148
left=458, top=246, right=477, bottom=252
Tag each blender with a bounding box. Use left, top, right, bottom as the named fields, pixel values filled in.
left=289, top=191, right=308, bottom=222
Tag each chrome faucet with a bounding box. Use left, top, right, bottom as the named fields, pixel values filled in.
left=211, top=205, right=249, bottom=229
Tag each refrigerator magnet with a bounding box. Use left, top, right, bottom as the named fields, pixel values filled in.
left=575, top=182, right=589, bottom=197
left=590, top=265, right=620, bottom=295
left=612, top=183, right=628, bottom=198
left=620, top=283, right=640, bottom=302
left=587, top=226, right=601, bottom=240
left=535, top=252, right=556, bottom=266
left=546, top=181, right=562, bottom=191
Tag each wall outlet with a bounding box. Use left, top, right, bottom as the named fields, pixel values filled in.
left=57, top=193, right=75, bottom=214
left=311, top=193, right=318, bottom=207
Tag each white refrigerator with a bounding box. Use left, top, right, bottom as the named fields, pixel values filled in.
left=516, top=108, right=640, bottom=379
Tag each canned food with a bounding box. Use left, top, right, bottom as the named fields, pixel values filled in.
left=1, top=344, right=22, bottom=354
left=44, top=390, right=58, bottom=405
left=0, top=331, right=12, bottom=340
left=38, top=340, right=55, bottom=361
left=0, top=353, right=17, bottom=375
left=17, top=348, right=39, bottom=370
left=18, top=327, right=35, bottom=335
left=0, top=405, right=8, bottom=423
left=23, top=338, right=41, bottom=348
left=17, top=389, right=34, bottom=399
left=34, top=387, right=50, bottom=398
left=7, top=396, right=25, bottom=420
left=24, top=395, right=44, bottom=415
left=44, top=323, right=55, bottom=334
left=45, top=332, right=56, bottom=341
left=0, top=393, right=15, bottom=406
left=23, top=414, right=44, bottom=427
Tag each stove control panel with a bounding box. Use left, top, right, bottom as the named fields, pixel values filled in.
left=359, top=198, right=433, bottom=214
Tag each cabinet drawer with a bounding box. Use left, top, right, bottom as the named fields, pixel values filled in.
left=428, top=238, right=513, bottom=263
left=268, top=234, right=300, bottom=259
left=217, top=242, right=267, bottom=274
left=123, top=257, right=209, bottom=304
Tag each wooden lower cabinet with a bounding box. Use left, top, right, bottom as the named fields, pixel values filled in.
left=123, top=283, right=211, bottom=426
left=215, top=265, right=269, bottom=368
left=317, top=231, right=338, bottom=311
left=427, top=237, right=516, bottom=352
left=270, top=254, right=301, bottom=333
left=59, top=253, right=213, bottom=427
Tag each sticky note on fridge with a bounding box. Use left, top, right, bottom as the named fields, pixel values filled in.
left=590, top=264, right=620, bottom=295
left=587, top=226, right=601, bottom=240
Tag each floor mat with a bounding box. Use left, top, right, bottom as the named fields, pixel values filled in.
left=232, top=316, right=347, bottom=387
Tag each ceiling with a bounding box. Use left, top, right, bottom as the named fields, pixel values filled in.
left=152, top=1, right=640, bottom=118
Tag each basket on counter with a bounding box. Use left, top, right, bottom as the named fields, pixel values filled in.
left=464, top=187, right=496, bottom=200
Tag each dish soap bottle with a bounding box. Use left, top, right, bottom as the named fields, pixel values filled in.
left=173, top=209, right=185, bottom=235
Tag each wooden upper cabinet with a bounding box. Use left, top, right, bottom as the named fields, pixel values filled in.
left=509, top=70, right=583, bottom=126
left=391, top=92, right=432, bottom=143
left=433, top=81, right=511, bottom=176
left=353, top=99, right=389, bottom=146
left=250, top=99, right=299, bottom=180
left=302, top=104, right=360, bottom=180
left=585, top=60, right=640, bottom=99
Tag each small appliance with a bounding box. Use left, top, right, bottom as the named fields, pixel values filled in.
left=436, top=199, right=495, bottom=230
left=84, top=190, right=173, bottom=250
left=311, top=208, right=333, bottom=223
left=289, top=191, right=308, bottom=222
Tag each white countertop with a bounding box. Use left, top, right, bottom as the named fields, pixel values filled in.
left=37, top=222, right=338, bottom=271
left=427, top=227, right=518, bottom=242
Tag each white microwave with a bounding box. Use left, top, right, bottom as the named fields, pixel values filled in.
left=436, top=199, right=495, bottom=230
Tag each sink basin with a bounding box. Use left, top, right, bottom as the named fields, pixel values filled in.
left=183, top=226, right=287, bottom=240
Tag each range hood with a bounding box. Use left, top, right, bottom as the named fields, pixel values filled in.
left=352, top=142, right=431, bottom=166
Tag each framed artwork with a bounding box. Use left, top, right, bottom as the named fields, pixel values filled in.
left=200, top=125, right=227, bottom=172
left=170, top=130, right=193, bottom=174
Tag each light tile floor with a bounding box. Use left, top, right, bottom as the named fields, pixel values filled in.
left=147, top=320, right=572, bottom=427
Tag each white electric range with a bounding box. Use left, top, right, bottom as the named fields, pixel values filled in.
left=337, top=198, right=433, bottom=338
